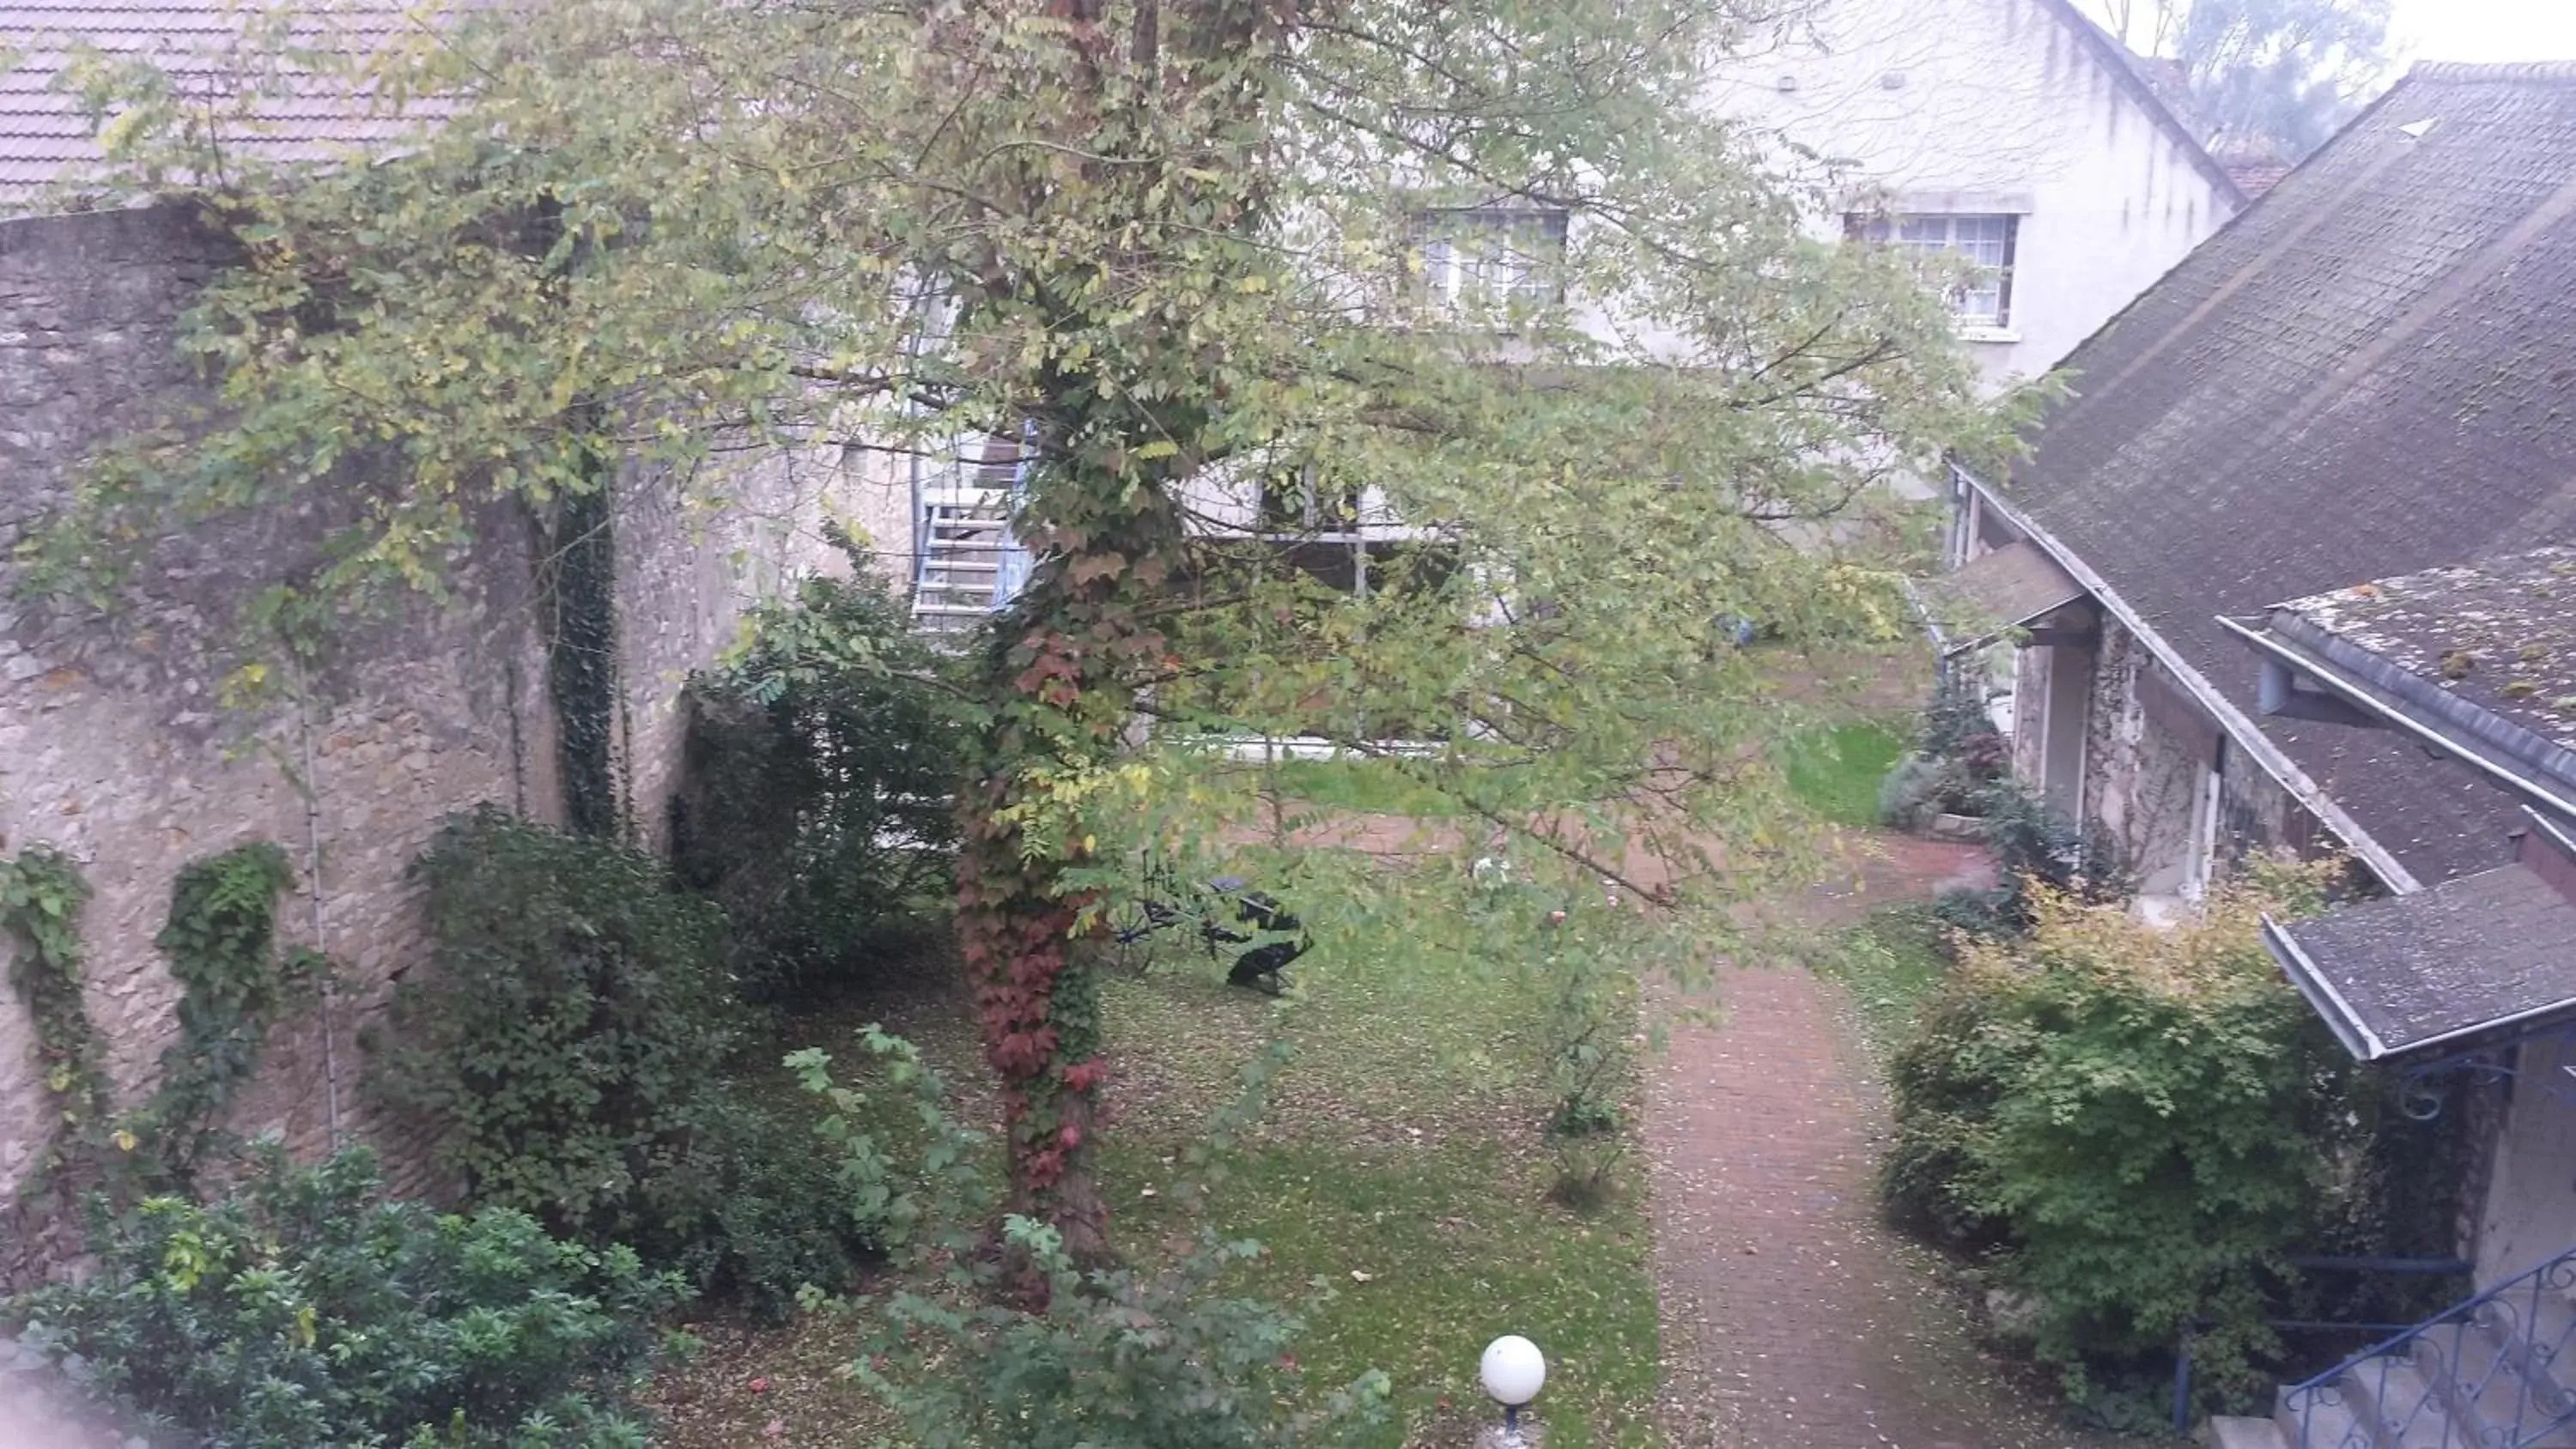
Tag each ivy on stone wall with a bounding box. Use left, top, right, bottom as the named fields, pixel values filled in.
left=540, top=479, right=624, bottom=840
left=143, top=841, right=326, bottom=1186
left=0, top=848, right=109, bottom=1186
left=2, top=841, right=325, bottom=1210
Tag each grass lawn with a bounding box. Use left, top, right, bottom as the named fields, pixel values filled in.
left=655, top=888, right=1659, bottom=1448
left=1814, top=902, right=1953, bottom=1061
left=1780, top=720, right=1908, bottom=829
left=1102, top=953, right=1661, bottom=1449
left=1265, top=757, right=1468, bottom=817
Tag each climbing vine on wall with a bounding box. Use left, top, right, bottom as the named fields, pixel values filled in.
left=541, top=478, right=625, bottom=840
left=2, top=841, right=324, bottom=1209
left=0, top=848, right=108, bottom=1184
left=143, top=841, right=325, bottom=1185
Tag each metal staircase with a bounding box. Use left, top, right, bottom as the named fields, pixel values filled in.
left=911, top=429, right=1035, bottom=636
left=2212, top=1246, right=2576, bottom=1449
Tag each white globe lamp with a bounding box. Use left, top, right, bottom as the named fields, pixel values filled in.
left=1479, top=1334, right=1547, bottom=1443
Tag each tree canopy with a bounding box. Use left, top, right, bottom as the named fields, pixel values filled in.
left=23, top=0, right=2023, bottom=1258
left=2089, top=0, right=2393, bottom=160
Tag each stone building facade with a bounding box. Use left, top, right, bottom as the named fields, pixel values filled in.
left=0, top=202, right=848, bottom=1211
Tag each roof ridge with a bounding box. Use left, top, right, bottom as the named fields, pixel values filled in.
left=2407, top=60, right=2576, bottom=84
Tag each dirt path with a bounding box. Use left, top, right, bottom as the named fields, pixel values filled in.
left=1647, top=833, right=2112, bottom=1449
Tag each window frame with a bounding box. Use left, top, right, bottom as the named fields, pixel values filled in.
left=1848, top=211, right=2020, bottom=334
left=1416, top=205, right=1571, bottom=312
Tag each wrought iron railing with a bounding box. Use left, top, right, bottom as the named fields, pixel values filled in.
left=2283, top=1245, right=2576, bottom=1448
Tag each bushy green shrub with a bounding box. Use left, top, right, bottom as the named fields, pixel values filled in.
left=1882, top=675, right=2012, bottom=833
left=1917, top=670, right=2001, bottom=761
left=9, top=1146, right=681, bottom=1448
left=371, top=809, right=878, bottom=1316
left=675, top=560, right=962, bottom=1005
left=872, top=1221, right=1393, bottom=1449
left=1881, top=871, right=2445, bottom=1409
left=1876, top=755, right=1945, bottom=831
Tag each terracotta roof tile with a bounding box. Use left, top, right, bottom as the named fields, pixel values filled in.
left=1, top=1, right=443, bottom=209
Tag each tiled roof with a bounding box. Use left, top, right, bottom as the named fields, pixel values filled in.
left=2271, top=860, right=2576, bottom=1058
left=1, top=1, right=440, bottom=210
left=2001, top=60, right=2576, bottom=885
left=2275, top=548, right=2576, bottom=777
left=2221, top=158, right=2292, bottom=199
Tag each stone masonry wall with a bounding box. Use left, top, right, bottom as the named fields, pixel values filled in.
left=0, top=203, right=841, bottom=1214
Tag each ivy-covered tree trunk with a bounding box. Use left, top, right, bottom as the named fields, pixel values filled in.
left=957, top=456, right=1193, bottom=1273
left=948, top=0, right=1285, bottom=1275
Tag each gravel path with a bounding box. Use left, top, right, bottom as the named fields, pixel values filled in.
left=1646, top=834, right=2120, bottom=1449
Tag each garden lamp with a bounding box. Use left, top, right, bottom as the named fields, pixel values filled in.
left=1479, top=1334, right=1546, bottom=1444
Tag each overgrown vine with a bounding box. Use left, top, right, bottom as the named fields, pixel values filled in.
left=143, top=840, right=325, bottom=1186
left=0, top=847, right=109, bottom=1185
left=541, top=477, right=626, bottom=840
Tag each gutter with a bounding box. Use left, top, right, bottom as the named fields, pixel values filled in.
left=2217, top=615, right=2576, bottom=831
left=1951, top=463, right=2422, bottom=894
left=2261, top=912, right=2386, bottom=1059
left=2262, top=800, right=2576, bottom=1065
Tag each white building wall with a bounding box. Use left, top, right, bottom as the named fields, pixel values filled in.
left=1708, top=0, right=2241, bottom=385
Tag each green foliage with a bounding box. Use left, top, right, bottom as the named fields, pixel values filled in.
left=2180, top=0, right=2390, bottom=159
left=544, top=482, right=627, bottom=840
left=1881, top=675, right=2010, bottom=832
left=790, top=1032, right=1391, bottom=1449
left=33, top=0, right=2026, bottom=1241
left=0, top=847, right=108, bottom=1185
left=1263, top=759, right=1464, bottom=818
left=1916, top=671, right=2002, bottom=761
left=1881, top=874, right=2453, bottom=1410
left=677, top=559, right=961, bottom=1005
left=1531, top=894, right=1637, bottom=1179
left=371, top=809, right=877, bottom=1315
left=9, top=1145, right=682, bottom=1448
left=873, top=1219, right=1393, bottom=1449
left=1783, top=721, right=1909, bottom=828
left=2094, top=0, right=2390, bottom=160
left=143, top=841, right=325, bottom=1185
left=1875, top=754, right=1947, bottom=832
left=1932, top=780, right=2129, bottom=938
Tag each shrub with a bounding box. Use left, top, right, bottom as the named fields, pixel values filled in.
left=1883, top=676, right=2012, bottom=833
left=675, top=559, right=962, bottom=1004
left=371, top=809, right=878, bottom=1316
left=9, top=1146, right=682, bottom=1448
left=1881, top=871, right=2444, bottom=1409
left=1877, top=755, right=1944, bottom=831
left=1917, top=671, right=2001, bottom=762
left=1934, top=779, right=2129, bottom=939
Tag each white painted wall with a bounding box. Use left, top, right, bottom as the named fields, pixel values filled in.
left=1707, top=0, right=2241, bottom=386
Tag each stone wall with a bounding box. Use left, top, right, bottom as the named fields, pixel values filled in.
left=0, top=203, right=841, bottom=1215
left=2002, top=603, right=2330, bottom=899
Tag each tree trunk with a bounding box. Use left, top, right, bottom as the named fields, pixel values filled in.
left=954, top=470, right=1184, bottom=1294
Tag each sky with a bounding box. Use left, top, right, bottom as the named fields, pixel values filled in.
left=2387, top=0, right=2576, bottom=64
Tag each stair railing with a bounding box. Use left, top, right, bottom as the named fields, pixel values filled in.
left=2284, top=1245, right=2576, bottom=1449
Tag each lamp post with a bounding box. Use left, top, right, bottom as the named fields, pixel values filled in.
left=1479, top=1334, right=1547, bottom=1446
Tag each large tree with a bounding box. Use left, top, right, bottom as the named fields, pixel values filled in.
left=27, top=0, right=2015, bottom=1268
left=2091, top=0, right=2392, bottom=160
